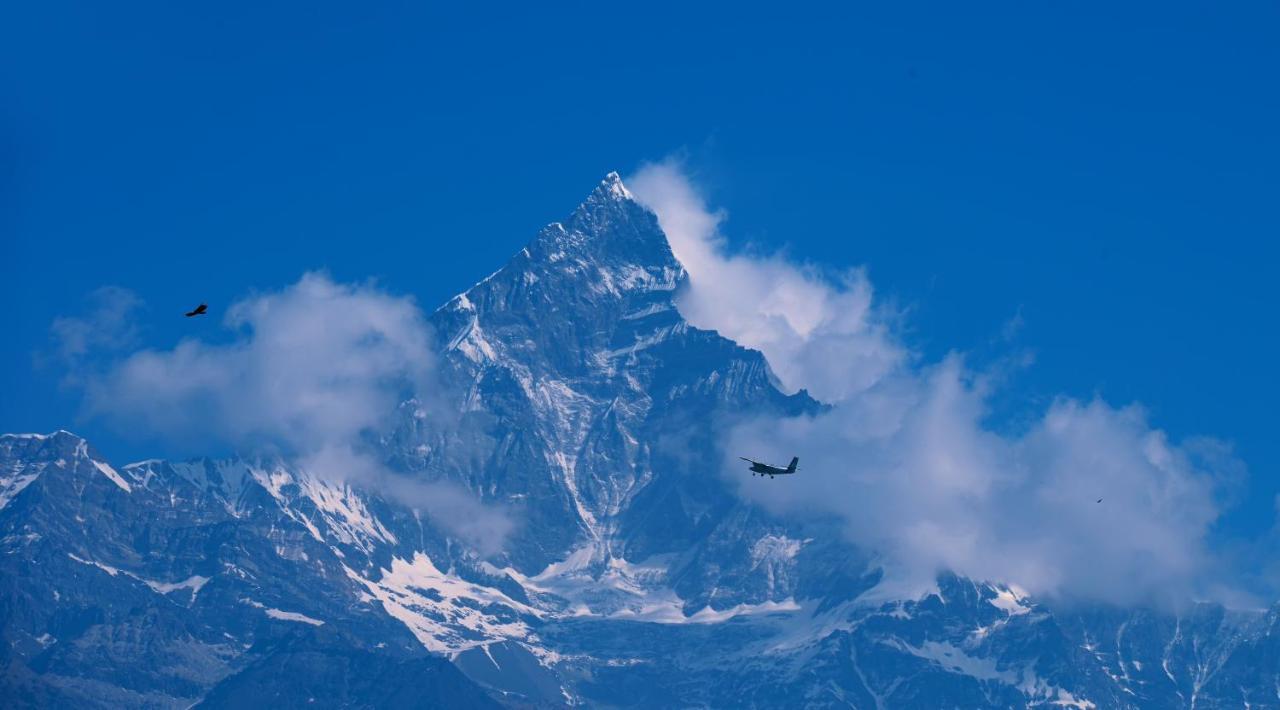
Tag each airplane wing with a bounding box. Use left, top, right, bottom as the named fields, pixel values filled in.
left=738, top=456, right=757, bottom=464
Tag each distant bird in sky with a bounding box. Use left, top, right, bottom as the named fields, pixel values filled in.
left=1097, top=498, right=1103, bottom=503
left=185, top=303, right=208, bottom=317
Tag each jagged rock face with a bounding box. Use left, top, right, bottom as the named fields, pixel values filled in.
left=0, top=433, right=441, bottom=708
left=404, top=172, right=814, bottom=575
left=3, top=176, right=1279, bottom=709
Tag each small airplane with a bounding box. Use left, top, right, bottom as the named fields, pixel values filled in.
left=740, top=456, right=799, bottom=479
left=185, top=303, right=208, bottom=317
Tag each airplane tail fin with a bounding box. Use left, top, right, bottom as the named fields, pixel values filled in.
left=787, top=456, right=799, bottom=473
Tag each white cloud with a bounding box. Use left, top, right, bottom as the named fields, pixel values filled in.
left=629, top=161, right=1239, bottom=606
left=75, top=272, right=511, bottom=553
left=627, top=159, right=904, bottom=402
left=298, top=442, right=514, bottom=556
left=48, top=286, right=144, bottom=369
left=84, top=273, right=432, bottom=452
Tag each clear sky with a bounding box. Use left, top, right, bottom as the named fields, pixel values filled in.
left=3, top=2, right=1277, bottom=539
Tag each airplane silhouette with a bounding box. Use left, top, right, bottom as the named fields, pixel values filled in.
left=185, top=303, right=208, bottom=317
left=740, top=456, right=799, bottom=479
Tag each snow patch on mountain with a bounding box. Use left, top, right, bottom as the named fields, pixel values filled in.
left=347, top=552, right=539, bottom=653
left=146, top=459, right=255, bottom=514
left=448, top=314, right=498, bottom=365
left=752, top=534, right=806, bottom=597
left=988, top=584, right=1032, bottom=616
left=264, top=608, right=325, bottom=626
left=68, top=553, right=209, bottom=599
left=0, top=461, right=43, bottom=510
left=484, top=544, right=805, bottom=626
left=91, top=460, right=131, bottom=493
left=612, top=597, right=803, bottom=624
left=298, top=476, right=398, bottom=552
left=67, top=552, right=122, bottom=577
left=891, top=637, right=1097, bottom=708
left=891, top=638, right=1013, bottom=682
left=142, top=575, right=210, bottom=596
left=70, top=438, right=132, bottom=492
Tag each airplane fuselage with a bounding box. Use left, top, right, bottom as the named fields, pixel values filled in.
left=749, top=463, right=792, bottom=475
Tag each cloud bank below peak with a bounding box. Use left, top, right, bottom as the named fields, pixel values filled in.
left=82, top=273, right=434, bottom=454
left=629, top=159, right=1245, bottom=607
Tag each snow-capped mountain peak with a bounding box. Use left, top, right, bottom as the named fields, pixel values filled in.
left=5, top=176, right=1278, bottom=708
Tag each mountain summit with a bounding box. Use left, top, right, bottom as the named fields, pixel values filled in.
left=423, top=173, right=809, bottom=573
left=3, top=176, right=1278, bottom=708
left=436, top=171, right=687, bottom=376
left=531, top=171, right=675, bottom=268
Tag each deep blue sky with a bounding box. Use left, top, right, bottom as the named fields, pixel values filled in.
left=3, top=2, right=1277, bottom=536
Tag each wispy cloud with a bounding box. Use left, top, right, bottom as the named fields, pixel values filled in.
left=628, top=160, right=904, bottom=403
left=46, top=286, right=144, bottom=375
left=62, top=272, right=511, bottom=554
left=630, top=160, right=1244, bottom=606
left=82, top=273, right=433, bottom=454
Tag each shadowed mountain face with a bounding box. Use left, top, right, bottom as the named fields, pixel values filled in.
left=3, top=176, right=1278, bottom=708
left=195, top=628, right=503, bottom=710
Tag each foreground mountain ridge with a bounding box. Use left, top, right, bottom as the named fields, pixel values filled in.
left=3, top=175, right=1279, bottom=708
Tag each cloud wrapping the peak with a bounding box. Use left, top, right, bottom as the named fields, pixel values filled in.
left=628, top=160, right=903, bottom=402
left=629, top=160, right=1239, bottom=605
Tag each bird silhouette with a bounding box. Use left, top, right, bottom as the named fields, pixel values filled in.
left=185, top=303, right=208, bottom=317
left=1096, top=498, right=1103, bottom=504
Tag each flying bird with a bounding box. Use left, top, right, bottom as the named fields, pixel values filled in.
left=185, top=303, right=208, bottom=317
left=1096, top=498, right=1103, bottom=504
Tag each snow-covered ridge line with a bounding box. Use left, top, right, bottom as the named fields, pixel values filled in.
left=0, top=429, right=90, bottom=440
left=68, top=438, right=132, bottom=493
left=1, top=433, right=133, bottom=507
